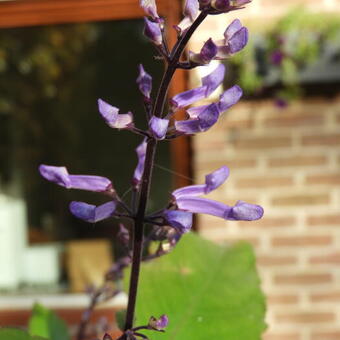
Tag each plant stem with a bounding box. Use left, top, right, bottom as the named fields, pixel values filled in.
left=122, top=10, right=208, bottom=335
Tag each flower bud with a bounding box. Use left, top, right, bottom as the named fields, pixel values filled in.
left=143, top=18, right=162, bottom=45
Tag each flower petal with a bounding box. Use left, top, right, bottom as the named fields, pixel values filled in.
left=228, top=26, right=248, bottom=54
left=149, top=116, right=169, bottom=140
left=171, top=64, right=225, bottom=109
left=176, top=197, right=232, bottom=219
left=137, top=64, right=152, bottom=98
left=98, top=99, right=133, bottom=129
left=175, top=103, right=219, bottom=134
left=172, top=184, right=206, bottom=200
left=218, top=85, right=243, bottom=112
left=39, top=165, right=112, bottom=193
left=133, top=139, right=147, bottom=187
left=163, top=210, right=193, bottom=233
left=205, top=166, right=229, bottom=194
left=184, top=0, right=199, bottom=21
left=226, top=200, right=264, bottom=221
left=69, top=201, right=116, bottom=223
left=144, top=18, right=162, bottom=45
left=201, top=63, right=226, bottom=96
left=39, top=165, right=71, bottom=188
left=224, top=19, right=243, bottom=41
left=140, top=0, right=159, bottom=19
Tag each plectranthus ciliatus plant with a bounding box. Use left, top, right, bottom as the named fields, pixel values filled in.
left=39, top=0, right=262, bottom=339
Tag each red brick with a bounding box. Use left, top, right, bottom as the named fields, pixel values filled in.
left=262, top=332, right=301, bottom=340
left=238, top=216, right=296, bottom=228
left=272, top=236, right=332, bottom=247
left=268, top=155, right=327, bottom=168
left=257, top=255, right=297, bottom=266
left=271, top=194, right=329, bottom=206
left=195, top=158, right=257, bottom=169
left=234, top=136, right=291, bottom=150
left=267, top=294, right=299, bottom=305
left=274, top=273, right=332, bottom=285
left=306, top=174, right=340, bottom=185
left=309, top=253, right=340, bottom=265
left=307, top=214, right=340, bottom=226
left=276, top=312, right=335, bottom=323
left=264, top=113, right=323, bottom=128
left=311, top=331, right=340, bottom=340
left=310, top=291, right=340, bottom=303
left=302, top=133, right=340, bottom=146
left=235, top=176, right=294, bottom=188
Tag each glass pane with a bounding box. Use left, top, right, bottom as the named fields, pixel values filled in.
left=0, top=19, right=171, bottom=243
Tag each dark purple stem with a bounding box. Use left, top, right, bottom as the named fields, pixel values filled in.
left=122, top=10, right=208, bottom=335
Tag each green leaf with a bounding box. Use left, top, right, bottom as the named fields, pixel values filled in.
left=0, top=328, right=47, bottom=340
left=28, top=304, right=70, bottom=340
left=127, top=233, right=266, bottom=339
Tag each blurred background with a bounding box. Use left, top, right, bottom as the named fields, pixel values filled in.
left=0, top=0, right=339, bottom=339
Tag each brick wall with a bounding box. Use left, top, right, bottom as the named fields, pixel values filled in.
left=189, top=2, right=340, bottom=340
left=193, top=97, right=340, bottom=340
left=189, top=2, right=340, bottom=339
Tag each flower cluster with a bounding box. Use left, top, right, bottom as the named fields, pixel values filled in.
left=39, top=0, right=260, bottom=339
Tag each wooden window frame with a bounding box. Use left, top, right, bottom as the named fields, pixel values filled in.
left=0, top=0, right=192, bottom=188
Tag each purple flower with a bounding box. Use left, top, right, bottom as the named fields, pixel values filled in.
left=189, top=38, right=218, bottom=65
left=39, top=165, right=113, bottom=194
left=136, top=64, right=152, bottom=99
left=215, top=19, right=248, bottom=59
left=172, top=166, right=263, bottom=221
left=140, top=0, right=159, bottom=20
left=148, top=314, right=169, bottom=330
left=149, top=116, right=169, bottom=140
left=171, top=63, right=225, bottom=109
left=175, top=84, right=243, bottom=135
left=133, top=139, right=147, bottom=187
left=175, top=0, right=199, bottom=35
left=173, top=166, right=229, bottom=199
left=200, top=0, right=251, bottom=11
left=69, top=201, right=117, bottom=223
left=98, top=99, right=134, bottom=129
left=174, top=103, right=220, bottom=134
left=144, top=18, right=162, bottom=45
left=163, top=210, right=193, bottom=234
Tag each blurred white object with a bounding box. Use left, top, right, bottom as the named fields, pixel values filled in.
left=22, top=244, right=60, bottom=285
left=0, top=195, right=28, bottom=289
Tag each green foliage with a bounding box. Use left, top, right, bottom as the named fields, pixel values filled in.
left=126, top=233, right=266, bottom=339
left=227, top=9, right=340, bottom=100
left=0, top=328, right=47, bottom=340
left=28, top=304, right=70, bottom=340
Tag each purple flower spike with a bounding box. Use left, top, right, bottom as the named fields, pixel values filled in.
left=39, top=165, right=113, bottom=193
left=171, top=64, right=225, bottom=109
left=137, top=64, right=152, bottom=99
left=149, top=314, right=169, bottom=331
left=140, top=0, right=159, bottom=20
left=163, top=210, right=193, bottom=234
left=173, top=166, right=229, bottom=199
left=149, top=116, right=169, bottom=140
left=133, top=139, right=147, bottom=187
left=144, top=18, right=162, bottom=45
left=226, top=200, right=264, bottom=221
left=175, top=103, right=219, bottom=135
left=69, top=201, right=117, bottom=223
left=98, top=99, right=134, bottom=129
